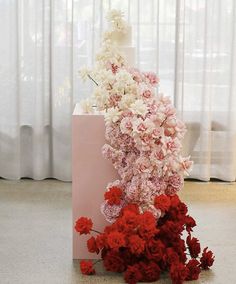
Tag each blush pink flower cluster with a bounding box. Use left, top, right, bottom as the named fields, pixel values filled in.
left=99, top=66, right=193, bottom=222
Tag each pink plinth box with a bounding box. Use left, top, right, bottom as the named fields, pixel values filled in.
left=72, top=105, right=119, bottom=259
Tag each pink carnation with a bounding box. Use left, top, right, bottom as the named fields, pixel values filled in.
left=128, top=68, right=143, bottom=83
left=142, top=89, right=152, bottom=99
left=125, top=183, right=140, bottom=203
left=165, top=185, right=179, bottom=195
left=101, top=200, right=126, bottom=223
left=120, top=117, right=133, bottom=134
left=143, top=72, right=159, bottom=86
left=165, top=173, right=183, bottom=195
left=135, top=156, right=152, bottom=174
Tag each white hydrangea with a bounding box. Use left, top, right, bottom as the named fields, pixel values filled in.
left=130, top=99, right=148, bottom=116
left=104, top=107, right=121, bottom=124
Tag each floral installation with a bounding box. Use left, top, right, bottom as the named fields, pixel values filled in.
left=76, top=9, right=214, bottom=284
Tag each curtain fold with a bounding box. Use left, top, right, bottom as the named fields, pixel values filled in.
left=0, top=0, right=75, bottom=180
left=177, top=0, right=236, bottom=181
left=0, top=0, right=236, bottom=181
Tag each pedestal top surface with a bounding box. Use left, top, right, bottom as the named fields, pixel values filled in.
left=73, top=103, right=104, bottom=116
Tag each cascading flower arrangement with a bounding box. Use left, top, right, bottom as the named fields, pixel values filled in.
left=76, top=10, right=214, bottom=284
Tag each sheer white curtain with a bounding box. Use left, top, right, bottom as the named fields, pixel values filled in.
left=176, top=0, right=236, bottom=181
left=0, top=0, right=76, bottom=180
left=0, top=0, right=236, bottom=181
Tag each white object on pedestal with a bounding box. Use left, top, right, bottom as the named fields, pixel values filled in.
left=110, top=25, right=136, bottom=66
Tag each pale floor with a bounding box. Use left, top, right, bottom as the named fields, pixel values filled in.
left=0, top=179, right=236, bottom=284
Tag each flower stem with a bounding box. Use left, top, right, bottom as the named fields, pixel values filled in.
left=87, top=74, right=98, bottom=86
left=93, top=259, right=102, bottom=266
left=91, top=229, right=101, bottom=234
left=160, top=116, right=168, bottom=127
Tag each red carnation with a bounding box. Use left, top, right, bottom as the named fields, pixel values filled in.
left=165, top=247, right=179, bottom=265
left=96, top=234, right=106, bottom=249
left=128, top=235, right=145, bottom=255
left=160, top=221, right=183, bottom=241
left=170, top=262, right=188, bottom=284
left=107, top=231, right=126, bottom=249
left=104, top=186, right=123, bottom=205
left=146, top=239, right=165, bottom=261
left=185, top=215, right=196, bottom=233
left=138, top=211, right=158, bottom=239
left=170, top=195, right=180, bottom=207
left=178, top=202, right=188, bottom=216
left=200, top=247, right=215, bottom=270
left=124, top=264, right=142, bottom=284
left=140, top=261, right=161, bottom=282
left=103, top=250, right=126, bottom=273
left=104, top=223, right=116, bottom=234
left=80, top=260, right=95, bottom=275
left=172, top=239, right=187, bottom=263
left=121, top=203, right=140, bottom=215
left=167, top=207, right=179, bottom=221
left=122, top=209, right=139, bottom=221
left=75, top=217, right=93, bottom=235
left=186, top=259, right=201, bottom=280
left=119, top=211, right=139, bottom=232
left=154, top=194, right=171, bottom=212
left=87, top=236, right=99, bottom=254
left=187, top=235, right=201, bottom=258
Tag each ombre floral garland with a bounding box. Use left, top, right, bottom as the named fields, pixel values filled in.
left=75, top=10, right=214, bottom=284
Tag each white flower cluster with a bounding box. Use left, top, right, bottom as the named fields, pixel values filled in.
left=106, top=9, right=128, bottom=35
left=79, top=9, right=131, bottom=113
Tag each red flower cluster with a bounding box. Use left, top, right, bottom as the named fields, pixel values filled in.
left=200, top=247, right=215, bottom=270
left=75, top=194, right=215, bottom=284
left=104, top=186, right=123, bottom=205
left=80, top=260, right=95, bottom=275
left=74, top=217, right=93, bottom=235
left=154, top=194, right=171, bottom=212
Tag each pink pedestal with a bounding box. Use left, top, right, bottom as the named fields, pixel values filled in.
left=72, top=105, right=119, bottom=259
